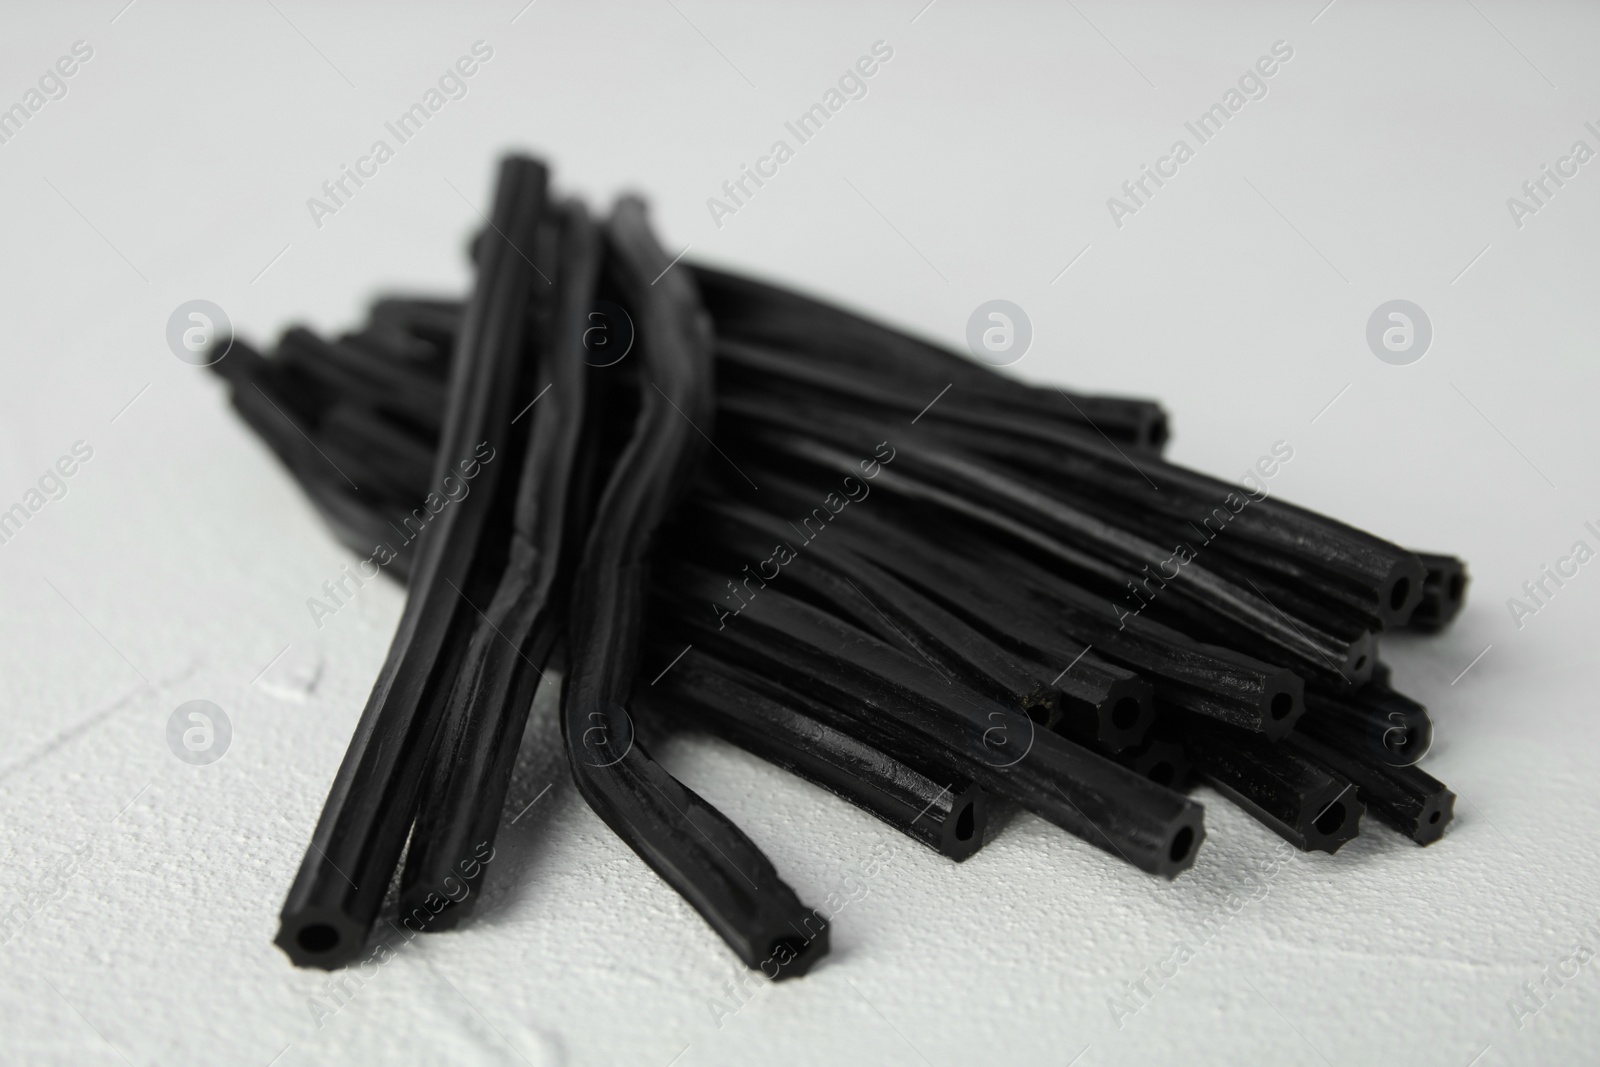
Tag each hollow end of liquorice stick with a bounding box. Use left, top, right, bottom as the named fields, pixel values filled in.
left=1096, top=679, right=1155, bottom=752
left=1258, top=670, right=1306, bottom=741
left=1124, top=738, right=1191, bottom=792
left=1410, top=787, right=1456, bottom=846
left=275, top=907, right=370, bottom=970
left=1378, top=555, right=1429, bottom=629
left=1023, top=691, right=1064, bottom=733
left=1141, top=410, right=1170, bottom=452
left=1299, top=783, right=1365, bottom=854
left=939, top=781, right=988, bottom=862
left=756, top=913, right=831, bottom=981
left=1406, top=553, right=1469, bottom=633
left=1156, top=805, right=1206, bottom=877
left=1339, top=631, right=1379, bottom=687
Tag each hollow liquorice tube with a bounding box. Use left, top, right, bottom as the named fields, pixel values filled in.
left=730, top=379, right=1420, bottom=633
left=361, top=296, right=464, bottom=356
left=242, top=346, right=1298, bottom=744
left=219, top=333, right=441, bottom=526
left=688, top=491, right=1154, bottom=751
left=1285, top=733, right=1455, bottom=845
left=661, top=563, right=1205, bottom=877
left=641, top=645, right=989, bottom=860
left=1402, top=552, right=1470, bottom=634
left=1298, top=684, right=1432, bottom=770
left=309, top=290, right=1169, bottom=455
left=723, top=409, right=1370, bottom=687
left=220, top=366, right=423, bottom=578
left=1116, top=735, right=1191, bottom=792
left=274, top=156, right=550, bottom=969
left=399, top=202, right=601, bottom=930
left=714, top=337, right=1166, bottom=461
left=1021, top=482, right=1383, bottom=686
left=276, top=326, right=446, bottom=435
left=920, top=419, right=1424, bottom=635
left=253, top=291, right=1418, bottom=649
left=708, top=328, right=1419, bottom=630
left=560, top=198, right=828, bottom=978
left=219, top=344, right=373, bottom=508
left=1183, top=719, right=1365, bottom=854
left=209, top=217, right=1465, bottom=927
left=749, top=480, right=1304, bottom=739
left=319, top=402, right=437, bottom=502
left=910, top=409, right=1419, bottom=633
left=964, top=533, right=1312, bottom=734
left=688, top=265, right=1171, bottom=450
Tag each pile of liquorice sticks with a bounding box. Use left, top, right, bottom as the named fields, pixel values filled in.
left=215, top=157, right=1466, bottom=979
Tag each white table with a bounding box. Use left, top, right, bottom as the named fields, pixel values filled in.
left=2, top=3, right=1597, bottom=1064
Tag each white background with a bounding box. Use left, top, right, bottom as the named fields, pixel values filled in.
left=2, top=2, right=1598, bottom=1064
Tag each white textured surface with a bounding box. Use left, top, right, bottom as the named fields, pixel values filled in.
left=2, top=2, right=1598, bottom=1064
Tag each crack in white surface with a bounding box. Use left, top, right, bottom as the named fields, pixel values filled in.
left=0, top=660, right=199, bottom=784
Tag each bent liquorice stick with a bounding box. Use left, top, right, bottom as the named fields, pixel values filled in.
left=274, top=156, right=550, bottom=969
left=641, top=646, right=988, bottom=861
left=560, top=198, right=827, bottom=977
left=400, top=201, right=601, bottom=930
left=662, top=563, right=1204, bottom=877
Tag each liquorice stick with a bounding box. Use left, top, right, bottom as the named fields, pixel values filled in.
left=689, top=264, right=1171, bottom=450
left=318, top=402, right=437, bottom=505
left=198, top=174, right=1474, bottom=975
left=736, top=475, right=1304, bottom=739
left=560, top=198, right=828, bottom=977
left=705, top=314, right=1420, bottom=632
left=1116, top=735, right=1191, bottom=791
left=662, top=563, right=1205, bottom=877
left=687, top=490, right=1155, bottom=750
left=400, top=202, right=600, bottom=930
left=641, top=646, right=989, bottom=860
left=276, top=326, right=445, bottom=434
left=1298, top=684, right=1433, bottom=768
left=714, top=337, right=1163, bottom=462
left=722, top=409, right=1371, bottom=688
left=1402, top=552, right=1470, bottom=633
left=1184, top=720, right=1365, bottom=854
left=254, top=288, right=1420, bottom=648
left=1286, top=733, right=1455, bottom=846
left=274, top=156, right=550, bottom=969
left=910, top=416, right=1425, bottom=633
